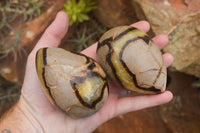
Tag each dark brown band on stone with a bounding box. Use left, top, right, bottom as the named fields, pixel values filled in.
left=70, top=71, right=108, bottom=109
left=87, top=61, right=96, bottom=70
left=99, top=30, right=161, bottom=93
left=139, top=36, right=151, bottom=45
left=97, top=27, right=137, bottom=50
left=38, top=48, right=58, bottom=107
left=153, top=66, right=163, bottom=85
left=105, top=41, right=125, bottom=88
left=119, top=38, right=162, bottom=93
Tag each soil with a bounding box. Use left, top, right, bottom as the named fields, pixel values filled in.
left=160, top=71, right=200, bottom=133
left=0, top=75, right=20, bottom=116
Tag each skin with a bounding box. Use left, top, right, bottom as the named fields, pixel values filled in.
left=0, top=11, right=174, bottom=133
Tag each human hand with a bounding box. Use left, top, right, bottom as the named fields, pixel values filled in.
left=18, top=11, right=173, bottom=133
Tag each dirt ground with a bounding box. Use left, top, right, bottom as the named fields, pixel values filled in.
left=0, top=75, right=20, bottom=116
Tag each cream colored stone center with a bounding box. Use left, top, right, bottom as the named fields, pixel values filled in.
left=76, top=76, right=104, bottom=104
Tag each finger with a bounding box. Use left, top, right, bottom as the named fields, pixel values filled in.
left=163, top=53, right=174, bottom=67
left=152, top=34, right=169, bottom=49
left=130, top=20, right=150, bottom=33
left=31, top=11, right=69, bottom=56
left=115, top=91, right=173, bottom=116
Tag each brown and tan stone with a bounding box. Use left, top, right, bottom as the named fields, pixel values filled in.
left=164, top=12, right=200, bottom=77
left=131, top=0, right=200, bottom=77
left=94, top=0, right=138, bottom=28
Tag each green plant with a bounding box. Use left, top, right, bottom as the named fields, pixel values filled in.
left=0, top=0, right=46, bottom=116
left=67, top=26, right=97, bottom=51
left=0, top=0, right=45, bottom=60
left=0, top=23, right=27, bottom=61
left=63, top=0, right=97, bottom=26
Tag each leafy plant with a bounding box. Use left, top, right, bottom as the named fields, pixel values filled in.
left=63, top=0, right=97, bottom=26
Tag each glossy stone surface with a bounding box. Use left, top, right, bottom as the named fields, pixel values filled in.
left=97, top=26, right=166, bottom=94
left=36, top=47, right=108, bottom=118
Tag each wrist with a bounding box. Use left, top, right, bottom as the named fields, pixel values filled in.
left=0, top=98, right=44, bottom=133
left=17, top=96, right=45, bottom=133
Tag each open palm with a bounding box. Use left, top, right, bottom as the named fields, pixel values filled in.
left=19, top=11, right=173, bottom=133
